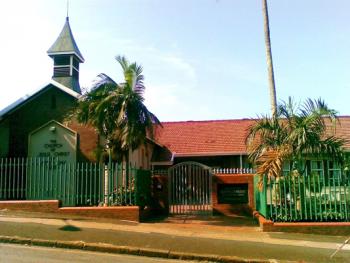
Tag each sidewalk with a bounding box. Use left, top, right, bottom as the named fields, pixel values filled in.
left=0, top=210, right=349, bottom=262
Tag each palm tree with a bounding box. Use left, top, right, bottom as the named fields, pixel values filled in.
left=246, top=97, right=345, bottom=186
left=73, top=55, right=160, bottom=163
left=262, top=0, right=277, bottom=116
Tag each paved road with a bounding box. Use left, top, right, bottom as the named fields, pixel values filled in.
left=1, top=212, right=350, bottom=262
left=1, top=220, right=350, bottom=262
left=0, top=243, right=192, bottom=263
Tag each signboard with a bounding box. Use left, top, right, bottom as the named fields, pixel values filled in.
left=218, top=184, right=248, bottom=204
left=28, top=120, right=77, bottom=164
left=27, top=120, right=77, bottom=205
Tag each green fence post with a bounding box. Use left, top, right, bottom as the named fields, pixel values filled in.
left=89, top=162, right=92, bottom=206
left=116, top=163, right=120, bottom=205
left=322, top=171, right=327, bottom=220
left=37, top=158, right=41, bottom=200
left=317, top=174, right=322, bottom=221
left=344, top=180, right=348, bottom=221
left=312, top=174, right=317, bottom=221
left=20, top=158, right=24, bottom=199
left=333, top=172, right=338, bottom=220
left=134, top=168, right=138, bottom=206
left=30, top=158, right=34, bottom=200
left=14, top=157, right=18, bottom=199
left=129, top=165, right=132, bottom=205
left=8, top=158, right=12, bottom=199
left=84, top=162, right=87, bottom=205
left=288, top=175, right=293, bottom=221
left=269, top=179, right=273, bottom=219
left=4, top=158, right=8, bottom=199
left=338, top=173, right=343, bottom=220
left=0, top=158, right=3, bottom=199
left=98, top=163, right=101, bottom=205
left=93, top=163, right=97, bottom=205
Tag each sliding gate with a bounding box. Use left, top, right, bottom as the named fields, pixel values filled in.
left=168, top=162, right=212, bottom=215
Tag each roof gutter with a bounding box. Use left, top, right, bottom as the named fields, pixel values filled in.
left=150, top=152, right=175, bottom=166
left=173, top=152, right=247, bottom=157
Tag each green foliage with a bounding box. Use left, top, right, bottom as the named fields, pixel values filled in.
left=247, top=97, right=345, bottom=183
left=110, top=185, right=135, bottom=206
left=72, top=55, right=161, bottom=161
left=108, top=169, right=151, bottom=207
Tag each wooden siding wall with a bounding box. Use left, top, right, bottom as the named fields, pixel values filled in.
left=4, top=85, right=98, bottom=161
left=0, top=119, right=10, bottom=157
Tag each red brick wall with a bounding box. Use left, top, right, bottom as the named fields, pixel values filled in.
left=68, top=122, right=99, bottom=162
left=59, top=206, right=139, bottom=221
left=0, top=200, right=140, bottom=222
left=212, top=174, right=255, bottom=214
left=0, top=200, right=59, bottom=212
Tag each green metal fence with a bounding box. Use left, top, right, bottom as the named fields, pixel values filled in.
left=255, top=172, right=350, bottom=222
left=0, top=157, right=151, bottom=207
left=254, top=175, right=267, bottom=218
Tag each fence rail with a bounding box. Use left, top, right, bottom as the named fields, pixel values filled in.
left=0, top=157, right=151, bottom=207
left=256, top=173, right=350, bottom=222
left=152, top=168, right=255, bottom=176
left=212, top=168, right=255, bottom=174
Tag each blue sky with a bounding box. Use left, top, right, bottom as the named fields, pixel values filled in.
left=1, top=0, right=349, bottom=121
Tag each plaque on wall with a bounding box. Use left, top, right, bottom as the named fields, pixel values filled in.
left=218, top=184, right=248, bottom=204
left=28, top=120, right=77, bottom=164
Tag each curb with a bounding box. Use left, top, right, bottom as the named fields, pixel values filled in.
left=0, top=235, right=276, bottom=263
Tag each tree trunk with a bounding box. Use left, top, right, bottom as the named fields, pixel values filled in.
left=122, top=152, right=130, bottom=187
left=262, top=0, right=277, bottom=116
left=104, top=147, right=112, bottom=206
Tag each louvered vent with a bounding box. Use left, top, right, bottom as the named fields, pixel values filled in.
left=53, top=66, right=70, bottom=77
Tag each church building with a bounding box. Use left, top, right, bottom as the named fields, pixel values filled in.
left=0, top=17, right=98, bottom=164
left=1, top=16, right=350, bottom=220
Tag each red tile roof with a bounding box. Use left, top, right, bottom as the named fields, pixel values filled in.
left=154, top=116, right=350, bottom=156
left=326, top=116, right=350, bottom=149
left=154, top=119, right=256, bottom=156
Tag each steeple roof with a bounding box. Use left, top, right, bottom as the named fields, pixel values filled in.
left=47, top=17, right=84, bottom=62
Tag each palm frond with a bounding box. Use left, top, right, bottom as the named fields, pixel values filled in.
left=91, top=73, right=117, bottom=90
left=247, top=97, right=345, bottom=184
left=72, top=54, right=160, bottom=160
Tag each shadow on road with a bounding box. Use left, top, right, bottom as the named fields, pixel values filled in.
left=59, top=219, right=81, bottom=232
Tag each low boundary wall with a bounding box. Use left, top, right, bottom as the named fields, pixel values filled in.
left=254, top=211, right=350, bottom=235
left=0, top=200, right=60, bottom=213
left=0, top=200, right=140, bottom=222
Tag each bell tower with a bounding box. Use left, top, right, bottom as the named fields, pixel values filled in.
left=47, top=17, right=84, bottom=94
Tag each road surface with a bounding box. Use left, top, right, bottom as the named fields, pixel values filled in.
left=0, top=243, right=192, bottom=263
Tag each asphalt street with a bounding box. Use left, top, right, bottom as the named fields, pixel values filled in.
left=0, top=219, right=350, bottom=262
left=1, top=211, right=350, bottom=262
left=0, top=243, right=192, bottom=263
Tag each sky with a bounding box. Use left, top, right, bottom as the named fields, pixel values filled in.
left=0, top=0, right=349, bottom=121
